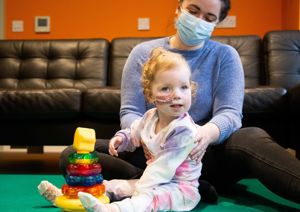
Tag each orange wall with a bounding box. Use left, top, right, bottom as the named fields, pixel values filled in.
left=282, top=0, right=299, bottom=29
left=5, top=0, right=284, bottom=40
left=5, top=0, right=177, bottom=40
left=215, top=0, right=282, bottom=36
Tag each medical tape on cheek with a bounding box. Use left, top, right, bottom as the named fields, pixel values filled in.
left=155, top=94, right=174, bottom=103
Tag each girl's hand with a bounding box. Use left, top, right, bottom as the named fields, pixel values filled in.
left=108, top=136, right=123, bottom=157
left=190, top=123, right=220, bottom=163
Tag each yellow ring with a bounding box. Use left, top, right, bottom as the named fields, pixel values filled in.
left=55, top=194, right=110, bottom=211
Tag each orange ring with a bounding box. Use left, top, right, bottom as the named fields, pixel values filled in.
left=62, top=184, right=105, bottom=198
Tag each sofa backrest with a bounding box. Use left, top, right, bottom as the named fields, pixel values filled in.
left=0, top=39, right=109, bottom=90
left=108, top=37, right=156, bottom=87
left=109, top=35, right=263, bottom=88
left=212, top=35, right=263, bottom=88
left=264, top=30, right=300, bottom=89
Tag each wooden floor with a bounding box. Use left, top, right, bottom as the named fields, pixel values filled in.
left=0, top=152, right=61, bottom=174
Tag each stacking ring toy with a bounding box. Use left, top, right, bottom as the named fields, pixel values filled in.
left=54, top=127, right=110, bottom=212
left=62, top=184, right=105, bottom=198
left=55, top=194, right=109, bottom=212
left=68, top=152, right=98, bottom=164
left=67, top=163, right=102, bottom=176
left=66, top=174, right=103, bottom=186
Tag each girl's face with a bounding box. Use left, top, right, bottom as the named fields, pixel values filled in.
left=150, top=64, right=192, bottom=120
left=181, top=0, right=221, bottom=23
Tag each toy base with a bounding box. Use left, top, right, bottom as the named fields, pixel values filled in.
left=55, top=194, right=110, bottom=211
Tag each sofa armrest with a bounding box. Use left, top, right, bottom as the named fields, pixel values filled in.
left=244, top=86, right=287, bottom=114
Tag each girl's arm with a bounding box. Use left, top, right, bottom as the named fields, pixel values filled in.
left=111, top=114, right=147, bottom=153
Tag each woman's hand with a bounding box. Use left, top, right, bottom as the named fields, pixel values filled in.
left=190, top=123, right=220, bottom=163
left=108, top=135, right=123, bottom=157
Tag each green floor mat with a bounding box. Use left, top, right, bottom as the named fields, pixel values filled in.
left=0, top=174, right=299, bottom=211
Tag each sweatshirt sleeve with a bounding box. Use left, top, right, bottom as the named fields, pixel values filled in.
left=120, top=44, right=150, bottom=129
left=115, top=117, right=144, bottom=152
left=209, top=45, right=244, bottom=143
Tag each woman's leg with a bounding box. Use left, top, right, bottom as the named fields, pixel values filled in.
left=94, top=139, right=147, bottom=171
left=59, top=139, right=144, bottom=180
left=202, top=127, right=300, bottom=203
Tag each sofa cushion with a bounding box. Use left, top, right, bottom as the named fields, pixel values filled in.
left=109, top=36, right=263, bottom=89
left=288, top=84, right=300, bottom=150
left=264, top=30, right=300, bottom=89
left=108, top=38, right=160, bottom=87
left=243, top=86, right=289, bottom=147
left=0, top=88, right=81, bottom=120
left=212, top=35, right=263, bottom=88
left=82, top=87, right=120, bottom=121
left=0, top=39, right=109, bottom=89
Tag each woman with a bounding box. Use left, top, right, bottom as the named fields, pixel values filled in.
left=60, top=0, right=300, bottom=204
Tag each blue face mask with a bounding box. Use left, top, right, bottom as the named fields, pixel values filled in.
left=176, top=10, right=216, bottom=46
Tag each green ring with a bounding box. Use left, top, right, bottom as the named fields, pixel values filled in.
left=68, top=152, right=98, bottom=164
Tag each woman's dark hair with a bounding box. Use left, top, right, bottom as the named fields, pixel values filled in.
left=179, top=0, right=231, bottom=22
left=219, top=0, right=230, bottom=22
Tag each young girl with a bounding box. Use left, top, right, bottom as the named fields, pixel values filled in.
left=78, top=47, right=201, bottom=212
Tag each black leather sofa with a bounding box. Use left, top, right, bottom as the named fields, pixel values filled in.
left=264, top=30, right=300, bottom=155
left=0, top=31, right=298, bottom=156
